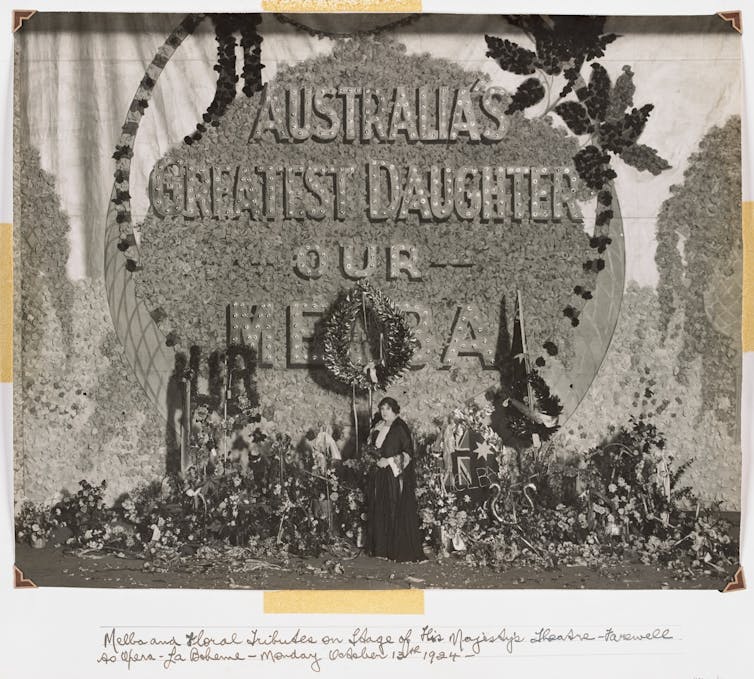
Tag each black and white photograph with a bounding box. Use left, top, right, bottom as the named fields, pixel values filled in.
left=12, top=11, right=743, bottom=590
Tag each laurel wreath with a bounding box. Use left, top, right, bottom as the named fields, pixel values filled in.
left=322, top=281, right=417, bottom=392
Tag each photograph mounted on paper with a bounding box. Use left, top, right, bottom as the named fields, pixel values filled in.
left=12, top=12, right=742, bottom=589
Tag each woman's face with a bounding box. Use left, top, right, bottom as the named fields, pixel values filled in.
left=379, top=403, right=396, bottom=422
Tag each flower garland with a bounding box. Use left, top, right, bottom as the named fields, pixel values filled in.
left=185, top=14, right=264, bottom=145
left=273, top=12, right=421, bottom=39
left=321, top=281, right=417, bottom=392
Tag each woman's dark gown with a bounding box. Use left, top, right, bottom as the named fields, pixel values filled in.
left=366, top=417, right=425, bottom=562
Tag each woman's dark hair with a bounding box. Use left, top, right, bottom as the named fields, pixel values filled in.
left=232, top=436, right=250, bottom=451
left=378, top=397, right=400, bottom=414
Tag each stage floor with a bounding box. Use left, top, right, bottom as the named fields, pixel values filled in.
left=14, top=540, right=734, bottom=591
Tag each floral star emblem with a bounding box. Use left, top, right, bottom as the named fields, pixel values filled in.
left=474, top=440, right=494, bottom=461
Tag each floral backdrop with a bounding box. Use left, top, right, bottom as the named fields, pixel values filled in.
left=14, top=147, right=166, bottom=504
left=13, top=12, right=742, bottom=586
left=133, top=37, right=598, bottom=437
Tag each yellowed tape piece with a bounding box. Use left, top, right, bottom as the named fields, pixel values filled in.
left=264, top=589, right=424, bottom=614
left=262, top=0, right=421, bottom=12
left=744, top=202, right=753, bottom=352
left=0, top=223, right=12, bottom=383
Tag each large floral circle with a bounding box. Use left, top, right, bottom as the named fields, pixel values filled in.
left=116, top=34, right=620, bottom=435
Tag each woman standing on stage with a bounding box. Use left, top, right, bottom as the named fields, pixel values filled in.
left=366, top=397, right=425, bottom=562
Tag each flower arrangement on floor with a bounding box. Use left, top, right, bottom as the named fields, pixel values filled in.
left=19, top=436, right=335, bottom=560
left=448, top=413, right=737, bottom=576
left=15, top=399, right=737, bottom=578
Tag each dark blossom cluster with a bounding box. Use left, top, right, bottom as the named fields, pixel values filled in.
left=186, top=14, right=265, bottom=145
left=485, top=16, right=617, bottom=100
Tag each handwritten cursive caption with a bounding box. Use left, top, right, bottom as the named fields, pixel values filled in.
left=97, top=625, right=679, bottom=672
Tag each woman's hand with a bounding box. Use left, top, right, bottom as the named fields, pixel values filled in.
left=376, top=458, right=390, bottom=468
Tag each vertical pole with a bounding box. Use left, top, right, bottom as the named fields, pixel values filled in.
left=517, top=289, right=535, bottom=409
left=279, top=446, right=284, bottom=500
left=326, top=479, right=332, bottom=531
left=352, top=383, right=359, bottom=457
left=179, top=382, right=185, bottom=473
left=224, top=306, right=230, bottom=463
left=181, top=376, right=191, bottom=473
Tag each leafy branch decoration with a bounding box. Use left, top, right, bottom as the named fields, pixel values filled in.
left=485, top=15, right=670, bottom=319
left=485, top=15, right=669, bottom=186
left=486, top=15, right=618, bottom=114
